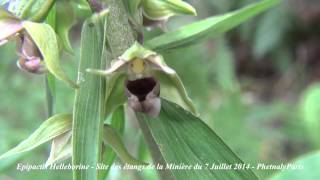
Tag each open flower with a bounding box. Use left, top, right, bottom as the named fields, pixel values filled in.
left=0, top=7, right=47, bottom=74
left=87, top=42, right=197, bottom=117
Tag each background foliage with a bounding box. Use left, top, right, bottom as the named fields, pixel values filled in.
left=1, top=0, right=320, bottom=179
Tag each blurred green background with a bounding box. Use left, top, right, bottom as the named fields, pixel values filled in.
left=1, top=0, right=320, bottom=179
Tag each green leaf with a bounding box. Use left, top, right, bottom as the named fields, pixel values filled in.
left=0, top=114, right=72, bottom=161
left=103, top=125, right=147, bottom=165
left=99, top=105, right=126, bottom=180
left=145, top=0, right=280, bottom=51
left=300, top=84, right=320, bottom=147
left=8, top=0, right=55, bottom=21
left=22, top=21, right=78, bottom=88
left=72, top=13, right=107, bottom=180
left=136, top=99, right=258, bottom=180
left=56, top=0, right=75, bottom=54
left=271, top=152, right=320, bottom=180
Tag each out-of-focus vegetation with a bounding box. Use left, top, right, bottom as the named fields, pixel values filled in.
left=1, top=0, right=320, bottom=179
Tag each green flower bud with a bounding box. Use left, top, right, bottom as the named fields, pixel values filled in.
left=87, top=42, right=197, bottom=117
left=141, top=0, right=197, bottom=21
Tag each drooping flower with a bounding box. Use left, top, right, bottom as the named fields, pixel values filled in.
left=0, top=7, right=47, bottom=74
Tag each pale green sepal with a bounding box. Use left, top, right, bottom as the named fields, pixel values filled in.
left=154, top=70, right=197, bottom=115
left=119, top=41, right=156, bottom=61
left=45, top=131, right=72, bottom=167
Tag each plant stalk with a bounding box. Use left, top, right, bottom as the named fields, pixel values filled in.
left=105, top=0, right=174, bottom=179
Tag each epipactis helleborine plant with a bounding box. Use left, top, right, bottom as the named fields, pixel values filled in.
left=87, top=42, right=197, bottom=117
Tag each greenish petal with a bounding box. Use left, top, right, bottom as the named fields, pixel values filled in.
left=105, top=74, right=127, bottom=116
left=45, top=131, right=72, bottom=167
left=119, top=41, right=156, bottom=61
left=154, top=70, right=197, bottom=115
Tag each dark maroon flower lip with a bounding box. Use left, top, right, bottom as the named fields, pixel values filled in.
left=125, top=77, right=161, bottom=117
left=125, top=77, right=159, bottom=102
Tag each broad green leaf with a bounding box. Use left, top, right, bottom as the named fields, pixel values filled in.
left=103, top=125, right=146, bottom=165
left=136, top=99, right=258, bottom=180
left=56, top=0, right=75, bottom=54
left=99, top=105, right=126, bottom=180
left=72, top=13, right=107, bottom=180
left=0, top=114, right=72, bottom=160
left=300, top=84, right=320, bottom=147
left=8, top=0, right=55, bottom=21
left=23, top=21, right=78, bottom=88
left=271, top=152, right=320, bottom=180
left=145, top=0, right=280, bottom=51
